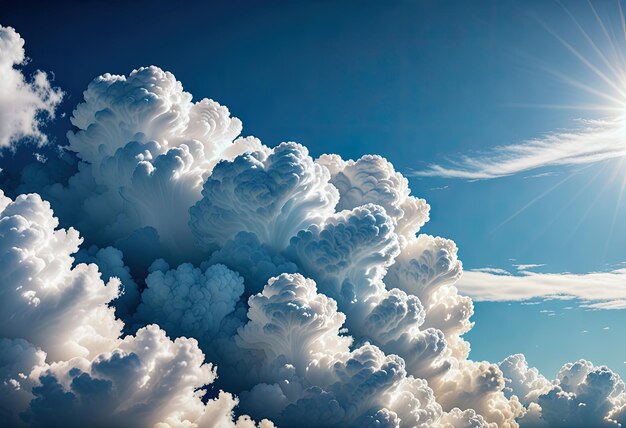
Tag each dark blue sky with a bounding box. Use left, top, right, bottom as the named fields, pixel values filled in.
left=3, top=0, right=625, bottom=378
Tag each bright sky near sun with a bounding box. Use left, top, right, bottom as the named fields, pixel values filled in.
left=2, top=0, right=626, bottom=381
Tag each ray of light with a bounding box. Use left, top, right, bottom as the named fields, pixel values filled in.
left=504, top=103, right=625, bottom=112
left=571, top=165, right=617, bottom=235
left=538, top=65, right=625, bottom=107
left=604, top=157, right=626, bottom=255
left=617, top=0, right=626, bottom=73
left=559, top=1, right=626, bottom=89
left=586, top=0, right=625, bottom=74
left=538, top=18, right=626, bottom=102
left=491, top=172, right=577, bottom=233
left=523, top=165, right=605, bottom=252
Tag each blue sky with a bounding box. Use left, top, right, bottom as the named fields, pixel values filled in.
left=3, top=0, right=626, bottom=379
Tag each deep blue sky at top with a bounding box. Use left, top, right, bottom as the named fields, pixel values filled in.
left=2, top=0, right=626, bottom=378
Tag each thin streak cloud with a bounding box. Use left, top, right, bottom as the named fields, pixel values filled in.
left=457, top=264, right=626, bottom=308
left=411, top=118, right=626, bottom=179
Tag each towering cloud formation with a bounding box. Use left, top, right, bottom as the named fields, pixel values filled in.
left=0, top=25, right=62, bottom=148
left=22, top=66, right=260, bottom=269
left=2, top=47, right=624, bottom=427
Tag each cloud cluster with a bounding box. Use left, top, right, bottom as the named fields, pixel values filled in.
left=2, top=36, right=624, bottom=427
left=500, top=354, right=626, bottom=427
left=0, top=190, right=270, bottom=428
left=0, top=25, right=62, bottom=148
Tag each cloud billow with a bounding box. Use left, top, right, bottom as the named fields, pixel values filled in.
left=0, top=25, right=63, bottom=148
left=2, top=27, right=625, bottom=427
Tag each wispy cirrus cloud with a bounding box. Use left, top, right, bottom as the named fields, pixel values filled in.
left=410, top=118, right=626, bottom=179
left=456, top=263, right=626, bottom=309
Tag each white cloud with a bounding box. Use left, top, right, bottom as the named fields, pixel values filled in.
left=472, top=267, right=512, bottom=275
left=24, top=325, right=273, bottom=428
left=514, top=264, right=545, bottom=271
left=317, top=153, right=430, bottom=243
left=410, top=118, right=626, bottom=179
left=0, top=25, right=62, bottom=148
left=457, top=265, right=626, bottom=308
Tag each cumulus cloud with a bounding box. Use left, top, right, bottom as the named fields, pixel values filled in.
left=285, top=203, right=400, bottom=307
left=457, top=264, right=626, bottom=309
left=232, top=273, right=444, bottom=427
left=3, top=57, right=623, bottom=428
left=74, top=245, right=141, bottom=319
left=317, top=154, right=430, bottom=243
left=0, top=25, right=63, bottom=148
left=208, top=232, right=298, bottom=294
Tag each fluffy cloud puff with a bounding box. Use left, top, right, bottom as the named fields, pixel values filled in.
left=232, top=273, right=444, bottom=427
left=317, top=154, right=430, bottom=245
left=190, top=142, right=338, bottom=253
left=74, top=245, right=141, bottom=320
left=0, top=25, right=62, bottom=148
left=285, top=203, right=400, bottom=306
left=208, top=231, right=298, bottom=294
